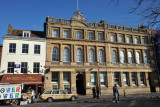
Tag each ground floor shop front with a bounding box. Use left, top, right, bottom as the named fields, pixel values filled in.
left=44, top=67, right=155, bottom=95
left=0, top=74, right=43, bottom=96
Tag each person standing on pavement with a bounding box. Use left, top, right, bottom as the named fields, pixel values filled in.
left=96, top=87, right=100, bottom=99
left=112, top=84, right=119, bottom=103
left=92, top=87, right=96, bottom=99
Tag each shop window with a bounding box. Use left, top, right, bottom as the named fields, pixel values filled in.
left=63, top=47, right=70, bottom=62
left=76, top=31, right=82, bottom=39
left=22, top=44, right=29, bottom=54
left=63, top=30, right=69, bottom=38
left=33, top=62, right=40, bottom=73
left=53, top=30, right=58, bottom=38
left=100, top=72, right=106, bottom=86
left=52, top=47, right=59, bottom=61
left=123, top=72, right=129, bottom=86
left=140, top=72, right=145, bottom=85
left=9, top=43, right=16, bottom=53
left=128, top=51, right=133, bottom=64
left=21, top=62, right=28, bottom=73
left=51, top=72, right=59, bottom=83
left=99, top=49, right=104, bottom=63
left=63, top=72, right=70, bottom=83
left=89, top=32, right=94, bottom=40
left=114, top=72, right=120, bottom=86
left=34, top=45, right=40, bottom=54
left=89, top=49, right=95, bottom=62
left=7, top=62, right=15, bottom=73
left=76, top=48, right=83, bottom=62
left=131, top=72, right=137, bottom=85
left=90, top=72, right=96, bottom=87
left=112, top=50, right=117, bottom=63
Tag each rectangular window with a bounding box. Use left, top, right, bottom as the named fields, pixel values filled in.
left=131, top=72, right=137, bottom=85
left=142, top=38, right=147, bottom=44
left=90, top=72, right=96, bottom=87
left=63, top=30, right=69, bottom=38
left=34, top=45, right=40, bottom=54
left=63, top=72, right=70, bottom=83
left=23, top=31, right=30, bottom=37
left=89, top=32, right=94, bottom=40
left=53, top=30, right=58, bottom=38
left=76, top=31, right=82, bottom=39
left=119, top=36, right=124, bottom=43
left=140, top=72, right=145, bottom=85
left=33, top=62, right=40, bottom=73
left=7, top=62, right=15, bottom=73
left=51, top=72, right=59, bottom=83
left=98, top=33, right=103, bottom=41
left=9, top=43, right=16, bottom=53
left=111, top=35, right=116, bottom=42
left=123, top=72, right=129, bottom=86
left=114, top=72, right=120, bottom=86
left=21, top=62, right=28, bottom=73
left=22, top=44, right=29, bottom=54
left=100, top=72, right=106, bottom=86
left=135, top=37, right=138, bottom=44
left=127, top=36, right=131, bottom=43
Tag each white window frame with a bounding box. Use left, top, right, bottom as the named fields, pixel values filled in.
left=34, top=45, right=41, bottom=54
left=23, top=31, right=30, bottom=37
left=9, top=43, right=16, bottom=53
left=7, top=62, right=15, bottom=73
left=21, top=62, right=28, bottom=74
left=33, top=62, right=40, bottom=73
left=22, top=44, right=29, bottom=54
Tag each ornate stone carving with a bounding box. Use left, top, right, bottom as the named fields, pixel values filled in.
left=71, top=10, right=86, bottom=22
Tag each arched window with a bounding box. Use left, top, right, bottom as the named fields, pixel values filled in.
left=144, top=52, right=148, bottom=64
left=111, top=35, right=116, bottom=42
left=119, top=36, right=124, bottom=43
left=52, top=47, right=59, bottom=61
left=136, top=52, right=140, bottom=64
left=63, top=47, right=70, bottom=62
left=128, top=51, right=133, bottom=64
left=120, top=51, right=125, bottom=63
left=99, top=49, right=104, bottom=63
left=76, top=48, right=83, bottom=62
left=112, top=50, right=117, bottom=63
left=89, top=49, right=95, bottom=62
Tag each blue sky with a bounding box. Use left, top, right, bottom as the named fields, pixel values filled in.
left=0, top=0, right=144, bottom=44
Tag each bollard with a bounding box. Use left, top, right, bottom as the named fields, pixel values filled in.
left=123, top=89, right=126, bottom=97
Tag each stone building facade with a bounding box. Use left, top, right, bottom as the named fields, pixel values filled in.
left=44, top=11, right=156, bottom=95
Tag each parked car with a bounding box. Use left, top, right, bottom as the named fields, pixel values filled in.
left=40, top=90, right=79, bottom=102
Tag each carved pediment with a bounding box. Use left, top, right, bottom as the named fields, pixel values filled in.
left=71, top=21, right=87, bottom=27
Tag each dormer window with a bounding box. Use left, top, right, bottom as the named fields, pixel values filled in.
left=23, top=31, right=30, bottom=37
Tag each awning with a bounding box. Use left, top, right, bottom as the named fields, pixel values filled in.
left=0, top=74, right=42, bottom=84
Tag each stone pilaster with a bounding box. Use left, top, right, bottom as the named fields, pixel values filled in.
left=60, top=44, right=63, bottom=62
left=107, top=71, right=113, bottom=88
left=59, top=72, right=63, bottom=90
left=129, top=72, right=132, bottom=87
left=96, top=46, right=99, bottom=62
left=71, top=72, right=77, bottom=94
left=137, top=72, right=141, bottom=87
left=145, top=72, right=149, bottom=87
left=95, top=31, right=98, bottom=40
left=126, top=48, right=129, bottom=63
left=142, top=50, right=145, bottom=64
left=71, top=44, right=73, bottom=62
left=60, top=27, right=63, bottom=38
left=120, top=72, right=124, bottom=87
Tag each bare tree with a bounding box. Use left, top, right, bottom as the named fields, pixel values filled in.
left=111, top=0, right=160, bottom=28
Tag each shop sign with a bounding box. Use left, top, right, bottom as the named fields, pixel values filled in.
left=14, top=64, right=20, bottom=68
left=52, top=85, right=58, bottom=89
left=64, top=85, right=70, bottom=88
left=0, top=84, right=21, bottom=100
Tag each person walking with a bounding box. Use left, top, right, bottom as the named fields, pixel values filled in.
left=92, top=87, right=96, bottom=99
left=112, top=84, right=119, bottom=103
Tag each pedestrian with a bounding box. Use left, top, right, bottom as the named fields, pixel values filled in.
left=96, top=87, right=100, bottom=99
left=112, top=84, right=119, bottom=103
left=92, top=87, right=96, bottom=99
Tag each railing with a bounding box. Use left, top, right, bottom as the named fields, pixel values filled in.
left=47, top=18, right=148, bottom=33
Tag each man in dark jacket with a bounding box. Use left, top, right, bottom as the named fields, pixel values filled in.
left=112, top=84, right=119, bottom=103
left=92, top=87, right=96, bottom=99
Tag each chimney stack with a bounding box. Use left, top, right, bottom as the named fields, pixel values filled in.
left=8, top=24, right=12, bottom=34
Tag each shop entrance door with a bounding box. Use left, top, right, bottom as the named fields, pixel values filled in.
left=76, top=74, right=85, bottom=95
